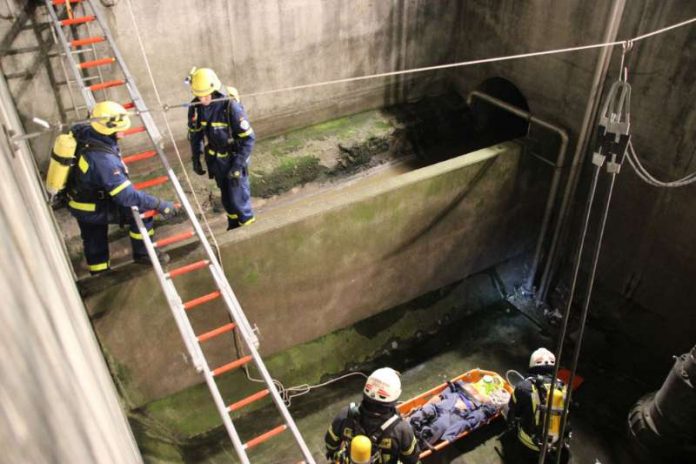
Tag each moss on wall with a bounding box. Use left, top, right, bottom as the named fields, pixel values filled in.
left=132, top=270, right=504, bottom=460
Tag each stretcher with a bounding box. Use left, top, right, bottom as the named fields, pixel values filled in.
left=397, top=368, right=513, bottom=459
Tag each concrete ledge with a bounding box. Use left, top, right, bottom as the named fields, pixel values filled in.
left=86, top=141, right=548, bottom=405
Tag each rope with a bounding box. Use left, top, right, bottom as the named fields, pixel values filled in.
left=124, top=0, right=373, bottom=408
left=626, top=141, right=696, bottom=188
left=158, top=16, right=696, bottom=111
left=123, top=0, right=224, bottom=265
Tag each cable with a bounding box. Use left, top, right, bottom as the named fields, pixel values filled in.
left=626, top=142, right=696, bottom=187
left=123, top=0, right=224, bottom=264
left=17, top=15, right=696, bottom=138
left=157, top=15, right=696, bottom=111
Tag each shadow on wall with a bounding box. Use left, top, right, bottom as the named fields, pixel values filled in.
left=383, top=77, right=530, bottom=164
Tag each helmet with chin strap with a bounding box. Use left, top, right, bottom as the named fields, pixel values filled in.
left=529, top=347, right=556, bottom=368
left=363, top=367, right=401, bottom=403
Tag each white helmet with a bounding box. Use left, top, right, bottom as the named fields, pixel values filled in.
left=364, top=368, right=401, bottom=403
left=529, top=348, right=556, bottom=368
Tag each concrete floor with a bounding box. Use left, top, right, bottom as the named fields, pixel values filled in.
left=174, top=302, right=651, bottom=464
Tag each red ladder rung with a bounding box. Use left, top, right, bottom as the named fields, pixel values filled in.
left=197, top=322, right=236, bottom=343
left=122, top=126, right=146, bottom=137
left=60, top=15, right=94, bottom=26
left=167, top=259, right=208, bottom=278
left=121, top=101, right=135, bottom=110
left=140, top=209, right=157, bottom=219
left=89, top=79, right=124, bottom=91
left=183, top=291, right=221, bottom=310
left=78, top=57, right=115, bottom=69
left=244, top=424, right=288, bottom=450
left=154, top=230, right=194, bottom=248
left=70, top=36, right=104, bottom=48
left=228, top=389, right=269, bottom=412
left=140, top=202, right=180, bottom=219
left=133, top=176, right=168, bottom=190
left=53, top=0, right=83, bottom=4
left=122, top=150, right=156, bottom=164
left=212, top=355, right=253, bottom=377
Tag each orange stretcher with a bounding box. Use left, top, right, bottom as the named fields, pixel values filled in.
left=397, top=368, right=514, bottom=459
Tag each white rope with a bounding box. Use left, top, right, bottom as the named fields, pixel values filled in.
left=626, top=141, right=696, bottom=188
left=154, top=15, right=696, bottom=109
left=124, top=0, right=373, bottom=408
left=123, top=0, right=224, bottom=264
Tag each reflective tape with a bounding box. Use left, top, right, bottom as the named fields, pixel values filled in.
left=207, top=148, right=229, bottom=158
left=88, top=261, right=109, bottom=272
left=237, top=128, right=254, bottom=138
left=129, top=228, right=155, bottom=240
left=78, top=156, right=89, bottom=173
left=68, top=200, right=96, bottom=212
left=109, top=179, right=132, bottom=196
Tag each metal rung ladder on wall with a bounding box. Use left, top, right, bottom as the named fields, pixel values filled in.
left=43, top=1, right=315, bottom=462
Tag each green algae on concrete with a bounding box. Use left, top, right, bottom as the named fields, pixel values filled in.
left=140, top=271, right=503, bottom=439
left=253, top=155, right=325, bottom=198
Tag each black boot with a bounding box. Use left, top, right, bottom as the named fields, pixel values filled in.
left=133, top=248, right=170, bottom=266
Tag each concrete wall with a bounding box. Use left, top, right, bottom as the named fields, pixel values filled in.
left=449, top=0, right=696, bottom=357
left=85, top=142, right=550, bottom=405
left=0, top=66, right=142, bottom=464
left=1, top=0, right=461, bottom=167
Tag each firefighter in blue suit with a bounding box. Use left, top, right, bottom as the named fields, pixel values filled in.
left=186, top=67, right=256, bottom=230
left=66, top=101, right=177, bottom=274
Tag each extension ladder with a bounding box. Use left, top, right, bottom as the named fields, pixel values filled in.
left=43, top=1, right=315, bottom=462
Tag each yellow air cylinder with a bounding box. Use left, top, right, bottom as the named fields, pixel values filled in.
left=45, top=132, right=77, bottom=196
left=350, top=435, right=372, bottom=464
left=548, top=387, right=565, bottom=443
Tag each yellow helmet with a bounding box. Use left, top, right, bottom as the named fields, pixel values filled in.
left=90, top=101, right=131, bottom=135
left=350, top=435, right=372, bottom=464
left=189, top=67, right=221, bottom=97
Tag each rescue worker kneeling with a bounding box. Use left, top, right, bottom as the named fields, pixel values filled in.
left=63, top=101, right=178, bottom=274
left=504, top=348, right=571, bottom=464
left=325, top=368, right=421, bottom=464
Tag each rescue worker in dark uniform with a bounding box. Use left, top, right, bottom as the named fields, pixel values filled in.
left=504, top=348, right=570, bottom=464
left=186, top=67, right=256, bottom=230
left=67, top=101, right=177, bottom=274
left=325, top=368, right=421, bottom=464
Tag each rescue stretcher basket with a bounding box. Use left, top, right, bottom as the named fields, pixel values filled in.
left=397, top=368, right=513, bottom=459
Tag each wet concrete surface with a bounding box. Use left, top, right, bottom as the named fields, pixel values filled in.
left=178, top=302, right=654, bottom=464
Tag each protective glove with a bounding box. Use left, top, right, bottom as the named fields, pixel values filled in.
left=157, top=200, right=178, bottom=220
left=192, top=157, right=206, bottom=176
left=228, top=156, right=247, bottom=180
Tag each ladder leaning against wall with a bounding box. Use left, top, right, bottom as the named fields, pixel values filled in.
left=43, top=1, right=315, bottom=462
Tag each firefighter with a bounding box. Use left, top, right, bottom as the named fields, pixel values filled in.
left=325, top=368, right=421, bottom=464
left=504, top=348, right=570, bottom=464
left=186, top=67, right=256, bottom=230
left=65, top=101, right=177, bottom=274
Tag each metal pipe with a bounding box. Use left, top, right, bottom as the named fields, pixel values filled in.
left=538, top=0, right=627, bottom=303
left=467, top=91, right=568, bottom=293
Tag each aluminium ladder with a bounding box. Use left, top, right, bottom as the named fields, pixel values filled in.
left=43, top=1, right=315, bottom=462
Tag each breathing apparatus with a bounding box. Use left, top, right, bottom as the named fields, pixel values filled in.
left=45, top=131, right=77, bottom=199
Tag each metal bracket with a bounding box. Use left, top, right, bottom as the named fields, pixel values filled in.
left=592, top=152, right=606, bottom=167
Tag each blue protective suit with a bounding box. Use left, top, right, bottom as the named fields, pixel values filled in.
left=187, top=90, right=256, bottom=229
left=67, top=124, right=162, bottom=273
left=408, top=381, right=497, bottom=447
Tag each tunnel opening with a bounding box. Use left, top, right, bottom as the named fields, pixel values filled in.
left=382, top=78, right=530, bottom=164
